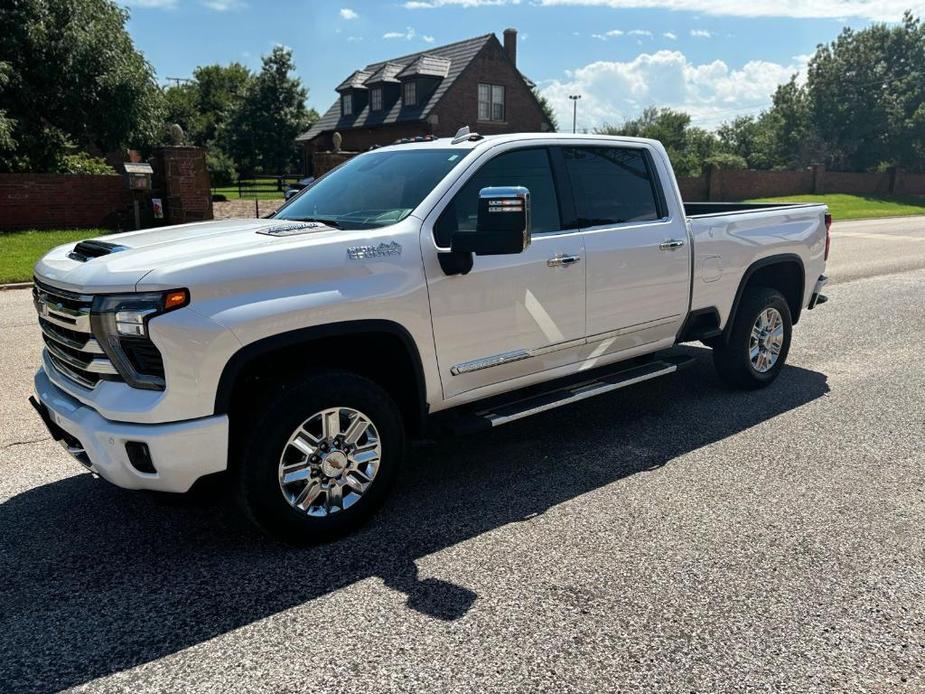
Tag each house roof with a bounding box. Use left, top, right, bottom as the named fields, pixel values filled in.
left=297, top=33, right=494, bottom=143
left=336, top=69, right=373, bottom=92
left=364, top=62, right=403, bottom=85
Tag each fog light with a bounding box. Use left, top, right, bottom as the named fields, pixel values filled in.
left=125, top=441, right=156, bottom=474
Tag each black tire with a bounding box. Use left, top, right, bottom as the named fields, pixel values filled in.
left=233, top=370, right=405, bottom=544
left=712, top=286, right=792, bottom=389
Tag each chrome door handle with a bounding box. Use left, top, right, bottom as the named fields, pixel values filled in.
left=547, top=254, right=582, bottom=268
left=659, top=239, right=685, bottom=250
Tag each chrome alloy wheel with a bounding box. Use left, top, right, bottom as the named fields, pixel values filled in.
left=278, top=407, right=381, bottom=517
left=750, top=307, right=784, bottom=373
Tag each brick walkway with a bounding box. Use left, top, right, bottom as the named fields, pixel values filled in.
left=213, top=199, right=283, bottom=220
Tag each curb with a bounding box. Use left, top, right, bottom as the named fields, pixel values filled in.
left=0, top=282, right=33, bottom=291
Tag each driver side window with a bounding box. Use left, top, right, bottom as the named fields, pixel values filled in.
left=433, top=147, right=560, bottom=247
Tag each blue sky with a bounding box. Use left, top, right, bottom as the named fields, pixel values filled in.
left=124, top=0, right=920, bottom=130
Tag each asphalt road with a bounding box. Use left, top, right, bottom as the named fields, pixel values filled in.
left=1, top=217, right=923, bottom=693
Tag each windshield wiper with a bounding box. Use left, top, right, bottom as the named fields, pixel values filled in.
left=286, top=217, right=341, bottom=228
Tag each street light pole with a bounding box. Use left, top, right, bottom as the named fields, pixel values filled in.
left=569, top=94, right=582, bottom=134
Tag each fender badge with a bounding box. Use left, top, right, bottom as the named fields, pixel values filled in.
left=257, top=222, right=322, bottom=237
left=347, top=241, right=402, bottom=260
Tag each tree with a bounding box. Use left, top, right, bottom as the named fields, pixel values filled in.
left=596, top=107, right=722, bottom=176
left=0, top=0, right=164, bottom=172
left=532, top=87, right=558, bottom=131
left=226, top=47, right=317, bottom=174
left=807, top=11, right=925, bottom=171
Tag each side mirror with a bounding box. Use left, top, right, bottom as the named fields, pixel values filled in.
left=451, top=186, right=531, bottom=255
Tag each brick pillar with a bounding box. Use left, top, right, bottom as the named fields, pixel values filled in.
left=888, top=166, right=902, bottom=195
left=811, top=163, right=826, bottom=195
left=706, top=164, right=721, bottom=201
left=152, top=146, right=213, bottom=226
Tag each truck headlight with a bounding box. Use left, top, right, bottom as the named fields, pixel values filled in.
left=90, top=289, right=189, bottom=390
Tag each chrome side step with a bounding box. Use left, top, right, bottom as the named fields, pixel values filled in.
left=476, top=358, right=683, bottom=428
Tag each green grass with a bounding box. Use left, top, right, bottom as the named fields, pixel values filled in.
left=746, top=193, right=925, bottom=221
left=212, top=177, right=287, bottom=201
left=0, top=229, right=107, bottom=284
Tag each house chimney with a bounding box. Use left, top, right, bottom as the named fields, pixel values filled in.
left=503, top=27, right=517, bottom=67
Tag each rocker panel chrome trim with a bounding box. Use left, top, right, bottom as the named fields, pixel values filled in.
left=449, top=315, right=681, bottom=376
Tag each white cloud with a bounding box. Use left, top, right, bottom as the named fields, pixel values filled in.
left=423, top=34, right=436, bottom=42
left=663, top=31, right=678, bottom=39
left=404, top=0, right=919, bottom=21
left=403, top=0, right=519, bottom=7
left=201, top=0, right=245, bottom=9
left=690, top=28, right=712, bottom=37
left=347, top=35, right=363, bottom=42
left=122, top=0, right=178, bottom=7
left=340, top=7, right=358, bottom=19
left=383, top=27, right=418, bottom=39
left=592, top=29, right=623, bottom=40
left=540, top=49, right=806, bottom=131
left=628, top=29, right=653, bottom=36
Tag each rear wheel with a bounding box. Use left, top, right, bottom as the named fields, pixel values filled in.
left=233, top=370, right=404, bottom=543
left=712, top=286, right=792, bottom=389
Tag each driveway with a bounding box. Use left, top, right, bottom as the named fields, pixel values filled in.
left=1, top=217, right=923, bottom=692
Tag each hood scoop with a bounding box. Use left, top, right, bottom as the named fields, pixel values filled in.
left=257, top=221, right=331, bottom=237
left=67, top=240, right=128, bottom=263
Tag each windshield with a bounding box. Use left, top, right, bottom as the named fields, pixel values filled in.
left=275, top=148, right=469, bottom=229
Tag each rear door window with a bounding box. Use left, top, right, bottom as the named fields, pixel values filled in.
left=562, top=147, right=662, bottom=227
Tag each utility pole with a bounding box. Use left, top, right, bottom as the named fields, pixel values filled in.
left=166, top=77, right=193, bottom=88
left=569, top=94, right=582, bottom=134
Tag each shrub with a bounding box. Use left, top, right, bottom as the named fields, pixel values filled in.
left=705, top=152, right=748, bottom=170
left=207, top=150, right=237, bottom=187
left=59, top=152, right=115, bottom=175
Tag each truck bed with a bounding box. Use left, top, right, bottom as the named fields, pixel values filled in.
left=685, top=201, right=824, bottom=218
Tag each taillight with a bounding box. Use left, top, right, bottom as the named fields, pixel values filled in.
left=824, top=212, right=832, bottom=261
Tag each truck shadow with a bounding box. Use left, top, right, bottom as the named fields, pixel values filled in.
left=0, top=346, right=829, bottom=692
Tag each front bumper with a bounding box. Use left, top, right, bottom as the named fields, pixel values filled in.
left=32, top=367, right=229, bottom=493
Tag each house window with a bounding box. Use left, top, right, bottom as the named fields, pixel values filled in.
left=478, top=83, right=505, bottom=122
left=403, top=81, right=416, bottom=107
left=371, top=87, right=383, bottom=111
left=341, top=94, right=352, bottom=116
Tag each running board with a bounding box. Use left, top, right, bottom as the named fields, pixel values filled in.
left=444, top=356, right=692, bottom=433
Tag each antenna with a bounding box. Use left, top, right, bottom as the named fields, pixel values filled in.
left=451, top=126, right=471, bottom=144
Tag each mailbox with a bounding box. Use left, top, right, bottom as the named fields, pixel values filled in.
left=124, top=162, right=153, bottom=191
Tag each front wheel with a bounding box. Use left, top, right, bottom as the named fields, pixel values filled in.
left=233, top=370, right=404, bottom=543
left=712, top=286, right=792, bottom=389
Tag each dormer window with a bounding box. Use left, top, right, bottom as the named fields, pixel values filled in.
left=371, top=87, right=383, bottom=112
left=403, top=81, right=417, bottom=107
left=341, top=93, right=353, bottom=116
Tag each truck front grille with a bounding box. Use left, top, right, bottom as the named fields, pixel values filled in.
left=33, top=281, right=122, bottom=389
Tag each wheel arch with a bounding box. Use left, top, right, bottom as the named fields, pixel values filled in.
left=215, top=320, right=429, bottom=437
left=724, top=254, right=805, bottom=338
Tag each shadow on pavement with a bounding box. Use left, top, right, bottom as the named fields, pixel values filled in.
left=0, top=347, right=829, bottom=692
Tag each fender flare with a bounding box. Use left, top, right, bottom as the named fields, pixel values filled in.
left=213, top=319, right=429, bottom=431
left=724, top=253, right=806, bottom=337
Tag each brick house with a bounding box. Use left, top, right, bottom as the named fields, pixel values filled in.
left=296, top=29, right=553, bottom=174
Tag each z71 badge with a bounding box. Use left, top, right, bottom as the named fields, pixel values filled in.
left=347, top=241, right=402, bottom=260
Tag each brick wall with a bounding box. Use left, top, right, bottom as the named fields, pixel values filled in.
left=0, top=174, right=132, bottom=231
left=677, top=166, right=925, bottom=202
left=822, top=171, right=891, bottom=196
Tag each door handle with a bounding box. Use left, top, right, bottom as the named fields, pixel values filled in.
left=547, top=254, right=582, bottom=268
left=659, top=239, right=685, bottom=250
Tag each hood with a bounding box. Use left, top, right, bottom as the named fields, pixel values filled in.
left=33, top=218, right=341, bottom=293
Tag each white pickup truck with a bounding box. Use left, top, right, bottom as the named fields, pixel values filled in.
left=30, top=131, right=830, bottom=542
